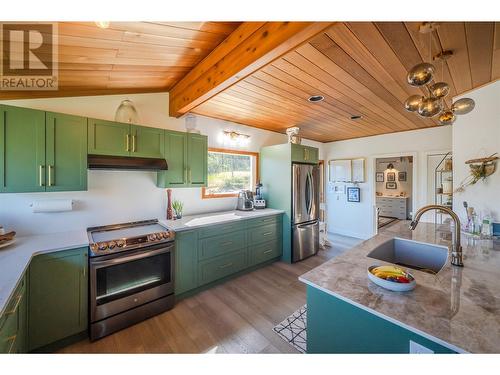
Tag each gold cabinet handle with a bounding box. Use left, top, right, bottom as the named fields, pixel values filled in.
left=6, top=335, right=17, bottom=354
left=39, top=165, right=45, bottom=186
left=48, top=165, right=54, bottom=187
left=263, top=249, right=273, bottom=254
left=184, top=168, right=188, bottom=184
left=126, top=134, right=130, bottom=152
left=220, top=241, right=233, bottom=246
left=262, top=232, right=272, bottom=236
left=132, top=135, right=137, bottom=152
left=188, top=169, right=192, bottom=183
left=219, top=262, right=233, bottom=270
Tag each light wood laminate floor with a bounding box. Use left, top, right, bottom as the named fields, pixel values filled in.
left=60, top=234, right=361, bottom=354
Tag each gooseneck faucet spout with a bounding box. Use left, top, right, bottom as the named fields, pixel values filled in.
left=409, top=205, right=464, bottom=267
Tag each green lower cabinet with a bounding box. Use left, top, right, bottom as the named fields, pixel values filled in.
left=0, top=275, right=27, bottom=353
left=249, top=240, right=282, bottom=267
left=28, top=247, right=88, bottom=352
left=45, top=112, right=87, bottom=192
left=306, top=286, right=457, bottom=353
left=198, top=230, right=247, bottom=260
left=0, top=105, right=46, bottom=193
left=198, top=249, right=248, bottom=285
left=175, top=231, right=199, bottom=295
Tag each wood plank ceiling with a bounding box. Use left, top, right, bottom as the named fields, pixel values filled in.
left=191, top=22, right=499, bottom=142
left=0, top=21, right=241, bottom=99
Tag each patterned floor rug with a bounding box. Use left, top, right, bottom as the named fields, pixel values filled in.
left=273, top=305, right=307, bottom=353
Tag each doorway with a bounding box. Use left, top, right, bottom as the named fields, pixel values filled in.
left=375, top=156, right=413, bottom=229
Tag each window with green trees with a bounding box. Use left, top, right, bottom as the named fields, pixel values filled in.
left=203, top=150, right=257, bottom=197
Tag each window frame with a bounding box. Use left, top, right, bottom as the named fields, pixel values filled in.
left=202, top=147, right=259, bottom=199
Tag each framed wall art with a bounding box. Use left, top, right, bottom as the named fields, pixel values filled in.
left=376, top=172, right=384, bottom=182
left=386, top=182, right=397, bottom=189
left=387, top=172, right=396, bottom=182
left=398, top=171, right=407, bottom=181
left=347, top=187, right=360, bottom=202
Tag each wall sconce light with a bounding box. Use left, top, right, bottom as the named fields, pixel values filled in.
left=185, top=113, right=200, bottom=134
left=387, top=163, right=395, bottom=170
left=223, top=130, right=250, bottom=146
left=115, top=99, right=139, bottom=124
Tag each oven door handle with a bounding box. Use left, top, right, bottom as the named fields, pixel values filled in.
left=90, top=245, right=173, bottom=268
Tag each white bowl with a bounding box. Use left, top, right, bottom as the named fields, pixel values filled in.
left=367, top=265, right=416, bottom=292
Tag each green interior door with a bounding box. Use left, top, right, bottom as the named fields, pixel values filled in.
left=131, top=125, right=164, bottom=158
left=46, top=112, right=88, bottom=192
left=187, top=133, right=207, bottom=186
left=157, top=131, right=187, bottom=187
left=87, top=118, right=130, bottom=156
left=28, top=248, right=88, bottom=352
left=0, top=105, right=46, bottom=193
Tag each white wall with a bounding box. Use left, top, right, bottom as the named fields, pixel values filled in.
left=0, top=92, right=323, bottom=235
left=453, top=81, right=500, bottom=223
left=324, top=126, right=452, bottom=239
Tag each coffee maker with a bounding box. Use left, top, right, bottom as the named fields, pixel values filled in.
left=236, top=190, right=255, bottom=211
left=254, top=182, right=266, bottom=209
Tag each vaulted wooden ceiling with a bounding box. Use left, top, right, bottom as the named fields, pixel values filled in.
left=191, top=22, right=499, bottom=142
left=1, top=21, right=498, bottom=142
left=0, top=21, right=242, bottom=99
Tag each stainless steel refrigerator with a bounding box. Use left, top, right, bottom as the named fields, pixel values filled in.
left=292, top=163, right=320, bottom=262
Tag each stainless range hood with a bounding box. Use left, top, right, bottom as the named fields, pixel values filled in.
left=88, top=154, right=168, bottom=171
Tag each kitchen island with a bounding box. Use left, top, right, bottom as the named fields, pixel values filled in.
left=299, top=221, right=500, bottom=353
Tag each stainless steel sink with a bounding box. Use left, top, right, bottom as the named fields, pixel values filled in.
left=367, top=237, right=448, bottom=274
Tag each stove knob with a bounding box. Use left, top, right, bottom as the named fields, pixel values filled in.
left=108, top=241, right=116, bottom=249
left=90, top=243, right=98, bottom=252
left=162, top=231, right=169, bottom=239
left=97, top=242, right=108, bottom=251
left=155, top=233, right=162, bottom=240
left=148, top=234, right=156, bottom=241
left=116, top=240, right=125, bottom=247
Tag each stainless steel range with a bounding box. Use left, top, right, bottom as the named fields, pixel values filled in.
left=87, top=219, right=175, bottom=340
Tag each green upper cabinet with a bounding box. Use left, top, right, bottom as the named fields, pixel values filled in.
left=131, top=125, right=164, bottom=159
left=27, top=247, right=88, bottom=352
left=0, top=105, right=46, bottom=193
left=187, top=133, right=208, bottom=186
left=88, top=119, right=165, bottom=159
left=45, top=112, right=87, bottom=192
left=291, top=144, right=319, bottom=164
left=158, top=130, right=187, bottom=187
left=88, top=118, right=130, bottom=157
left=157, top=131, right=207, bottom=188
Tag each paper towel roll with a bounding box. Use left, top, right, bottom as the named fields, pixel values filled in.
left=32, top=199, right=73, bottom=213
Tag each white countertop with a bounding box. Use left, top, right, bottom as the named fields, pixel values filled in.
left=160, top=208, right=284, bottom=232
left=0, top=230, right=88, bottom=316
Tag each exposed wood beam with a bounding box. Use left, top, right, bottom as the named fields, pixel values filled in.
left=168, top=22, right=334, bottom=117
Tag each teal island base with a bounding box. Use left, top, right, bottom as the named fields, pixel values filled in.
left=306, top=285, right=457, bottom=354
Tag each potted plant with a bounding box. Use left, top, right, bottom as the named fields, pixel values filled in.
left=172, top=200, right=184, bottom=219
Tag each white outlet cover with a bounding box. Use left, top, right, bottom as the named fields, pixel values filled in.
left=409, top=340, right=434, bottom=354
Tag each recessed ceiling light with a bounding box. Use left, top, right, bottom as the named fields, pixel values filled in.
left=308, top=95, right=324, bottom=103
left=350, top=115, right=362, bottom=120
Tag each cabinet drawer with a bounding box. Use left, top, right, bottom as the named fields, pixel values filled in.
left=249, top=240, right=282, bottom=266
left=249, top=222, right=281, bottom=245
left=246, top=214, right=281, bottom=229
left=198, top=221, right=246, bottom=239
left=199, top=230, right=247, bottom=260
left=0, top=278, right=25, bottom=353
left=198, top=249, right=248, bottom=285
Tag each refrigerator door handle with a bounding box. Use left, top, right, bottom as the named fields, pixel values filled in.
left=308, top=171, right=314, bottom=216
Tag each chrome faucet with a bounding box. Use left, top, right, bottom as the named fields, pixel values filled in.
left=409, top=205, right=464, bottom=267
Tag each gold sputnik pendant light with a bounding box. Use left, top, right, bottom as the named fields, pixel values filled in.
left=403, top=22, right=475, bottom=125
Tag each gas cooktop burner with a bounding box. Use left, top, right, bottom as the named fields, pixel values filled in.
left=87, top=219, right=174, bottom=257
